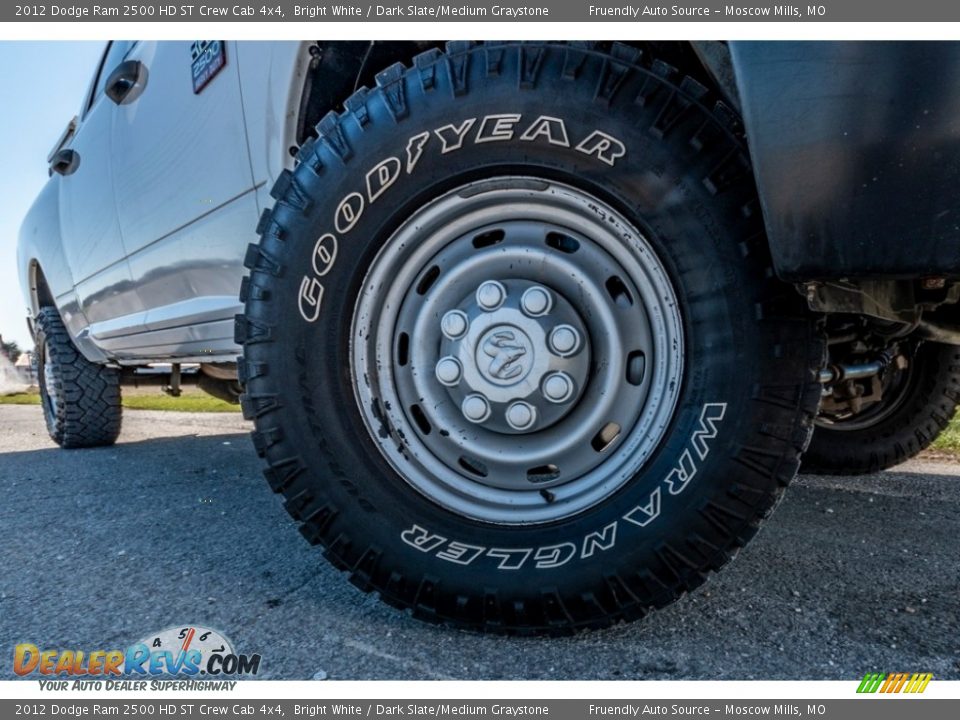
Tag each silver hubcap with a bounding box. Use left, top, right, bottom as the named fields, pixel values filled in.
left=351, top=178, right=684, bottom=524
left=435, top=278, right=591, bottom=435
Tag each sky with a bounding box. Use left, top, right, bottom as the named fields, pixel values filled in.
left=0, top=41, right=106, bottom=349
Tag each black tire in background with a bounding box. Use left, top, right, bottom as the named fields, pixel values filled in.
left=804, top=342, right=960, bottom=475
left=237, top=42, right=823, bottom=633
left=34, top=306, right=122, bottom=448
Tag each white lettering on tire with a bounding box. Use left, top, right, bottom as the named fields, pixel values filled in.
left=434, top=118, right=477, bottom=153
left=436, top=542, right=486, bottom=565
left=520, top=116, right=571, bottom=147
left=334, top=192, right=365, bottom=234
left=405, top=132, right=430, bottom=174
left=297, top=277, right=324, bottom=323
left=366, top=157, right=402, bottom=203
left=399, top=403, right=728, bottom=570
left=665, top=403, right=726, bottom=495
left=475, top=114, right=522, bottom=143
left=580, top=522, right=618, bottom=559
left=621, top=487, right=661, bottom=528
left=533, top=542, right=577, bottom=569
left=400, top=524, right=447, bottom=552
left=295, top=113, right=625, bottom=326
left=575, top=131, right=627, bottom=167
left=311, top=234, right=338, bottom=277
left=486, top=548, right=533, bottom=570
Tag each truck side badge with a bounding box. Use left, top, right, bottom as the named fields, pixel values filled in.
left=191, top=41, right=226, bottom=94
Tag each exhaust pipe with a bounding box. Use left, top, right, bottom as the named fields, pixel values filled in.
left=818, top=360, right=887, bottom=384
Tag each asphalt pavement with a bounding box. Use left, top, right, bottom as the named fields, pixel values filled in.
left=1, top=403, right=958, bottom=680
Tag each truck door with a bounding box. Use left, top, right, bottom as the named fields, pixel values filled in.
left=110, top=40, right=257, bottom=345
left=57, top=41, right=145, bottom=338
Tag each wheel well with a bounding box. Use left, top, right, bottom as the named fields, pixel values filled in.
left=31, top=263, right=55, bottom=314
left=295, top=41, right=728, bottom=146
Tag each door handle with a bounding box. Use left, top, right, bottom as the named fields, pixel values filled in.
left=104, top=60, right=148, bottom=105
left=49, top=148, right=80, bottom=176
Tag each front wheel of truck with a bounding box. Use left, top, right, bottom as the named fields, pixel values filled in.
left=34, top=306, right=122, bottom=449
left=236, top=42, right=824, bottom=633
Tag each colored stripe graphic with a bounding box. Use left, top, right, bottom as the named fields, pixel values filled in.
left=857, top=672, right=932, bottom=693
left=879, top=673, right=896, bottom=693
left=892, top=673, right=909, bottom=693
left=857, top=672, right=885, bottom=693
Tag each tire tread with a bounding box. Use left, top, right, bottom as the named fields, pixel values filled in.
left=34, top=307, right=122, bottom=449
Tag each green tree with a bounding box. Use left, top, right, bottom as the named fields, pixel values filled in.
left=1, top=339, right=21, bottom=363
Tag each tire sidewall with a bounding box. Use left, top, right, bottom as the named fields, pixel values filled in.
left=34, top=312, right=63, bottom=441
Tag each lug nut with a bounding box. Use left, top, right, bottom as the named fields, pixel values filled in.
left=440, top=310, right=469, bottom=340
left=505, top=401, right=537, bottom=431
left=542, top=372, right=574, bottom=403
left=461, top=394, right=491, bottom=423
left=549, top=324, right=581, bottom=357
left=476, top=281, right=506, bottom=311
left=521, top=286, right=553, bottom=317
left=435, top=356, right=462, bottom=386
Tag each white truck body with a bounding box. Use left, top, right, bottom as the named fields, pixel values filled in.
left=18, top=41, right=310, bottom=364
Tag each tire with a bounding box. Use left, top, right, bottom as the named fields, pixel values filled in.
left=35, top=306, right=122, bottom=448
left=804, top=342, right=960, bottom=475
left=237, top=42, right=823, bottom=633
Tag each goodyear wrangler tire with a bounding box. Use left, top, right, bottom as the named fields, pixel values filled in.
left=238, top=43, right=824, bottom=633
left=35, top=306, right=122, bottom=448
left=804, top=342, right=960, bottom=475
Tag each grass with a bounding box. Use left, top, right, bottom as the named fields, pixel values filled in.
left=0, top=387, right=239, bottom=413
left=0, top=392, right=40, bottom=406
left=932, top=412, right=960, bottom=453
left=120, top=392, right=239, bottom=413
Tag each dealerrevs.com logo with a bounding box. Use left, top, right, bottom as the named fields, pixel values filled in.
left=13, top=625, right=261, bottom=680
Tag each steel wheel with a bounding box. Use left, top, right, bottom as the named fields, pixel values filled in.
left=351, top=178, right=684, bottom=524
